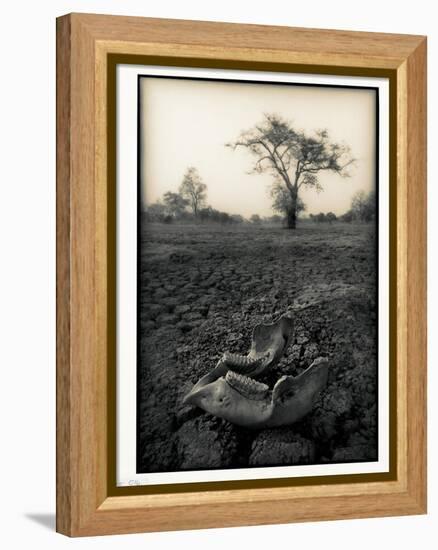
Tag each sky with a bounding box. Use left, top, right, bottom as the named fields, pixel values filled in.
left=140, top=77, right=376, bottom=218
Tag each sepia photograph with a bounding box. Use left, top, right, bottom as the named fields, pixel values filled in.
left=135, top=73, right=381, bottom=479
left=51, top=10, right=427, bottom=538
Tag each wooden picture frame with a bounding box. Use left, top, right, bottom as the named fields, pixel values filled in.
left=56, top=13, right=427, bottom=536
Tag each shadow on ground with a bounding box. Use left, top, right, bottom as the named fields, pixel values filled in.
left=25, top=513, right=56, bottom=531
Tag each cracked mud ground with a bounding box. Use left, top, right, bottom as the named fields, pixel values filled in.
left=137, top=220, right=378, bottom=473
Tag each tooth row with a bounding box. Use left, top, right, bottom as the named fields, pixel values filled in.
left=225, top=371, right=269, bottom=401
left=222, top=352, right=267, bottom=374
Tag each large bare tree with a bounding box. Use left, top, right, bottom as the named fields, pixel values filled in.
left=179, top=166, right=207, bottom=218
left=227, top=114, right=355, bottom=229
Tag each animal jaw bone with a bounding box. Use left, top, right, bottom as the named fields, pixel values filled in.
left=183, top=313, right=294, bottom=400
left=183, top=357, right=329, bottom=429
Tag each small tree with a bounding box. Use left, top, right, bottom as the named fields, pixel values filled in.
left=362, top=190, right=376, bottom=222
left=230, top=214, right=244, bottom=224
left=227, top=114, right=354, bottom=229
left=250, top=214, right=262, bottom=224
left=218, top=212, right=231, bottom=224
left=145, top=202, right=167, bottom=222
left=162, top=191, right=188, bottom=219
left=351, top=190, right=376, bottom=222
left=179, top=167, right=207, bottom=217
left=341, top=210, right=354, bottom=223
left=351, top=190, right=367, bottom=221
left=326, top=212, right=337, bottom=224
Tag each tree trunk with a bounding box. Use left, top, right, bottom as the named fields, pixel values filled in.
left=286, top=208, right=296, bottom=229
left=286, top=190, right=297, bottom=229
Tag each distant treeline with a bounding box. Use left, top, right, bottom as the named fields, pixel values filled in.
left=144, top=203, right=283, bottom=226
left=144, top=165, right=376, bottom=226
left=144, top=165, right=264, bottom=225
left=340, top=190, right=376, bottom=223
left=144, top=203, right=247, bottom=225
left=308, top=190, right=376, bottom=224
left=144, top=165, right=246, bottom=225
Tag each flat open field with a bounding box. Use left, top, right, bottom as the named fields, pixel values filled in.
left=137, top=220, right=378, bottom=473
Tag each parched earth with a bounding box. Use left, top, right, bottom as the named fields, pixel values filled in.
left=137, top=220, right=378, bottom=473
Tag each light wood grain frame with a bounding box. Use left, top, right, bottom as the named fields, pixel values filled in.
left=56, top=13, right=427, bottom=536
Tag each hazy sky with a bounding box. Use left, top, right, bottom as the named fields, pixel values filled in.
left=140, top=77, right=376, bottom=217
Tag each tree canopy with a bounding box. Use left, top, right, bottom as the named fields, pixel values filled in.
left=227, top=114, right=355, bottom=228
